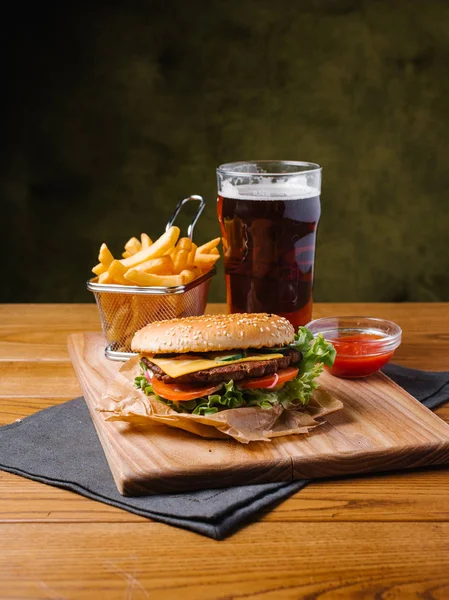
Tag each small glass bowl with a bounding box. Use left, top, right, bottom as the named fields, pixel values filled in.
left=306, top=316, right=402, bottom=378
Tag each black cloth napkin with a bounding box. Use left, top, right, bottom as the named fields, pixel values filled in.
left=0, top=364, right=448, bottom=540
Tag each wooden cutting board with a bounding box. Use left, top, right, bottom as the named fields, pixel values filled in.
left=68, top=332, right=449, bottom=496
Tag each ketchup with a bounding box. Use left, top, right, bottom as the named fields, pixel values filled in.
left=326, top=333, right=394, bottom=378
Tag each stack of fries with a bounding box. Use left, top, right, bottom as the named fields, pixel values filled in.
left=89, top=227, right=220, bottom=355
left=91, top=226, right=220, bottom=287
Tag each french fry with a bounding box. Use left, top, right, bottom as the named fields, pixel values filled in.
left=180, top=269, right=196, bottom=284
left=193, top=252, right=220, bottom=269
left=120, top=226, right=180, bottom=268
left=173, top=249, right=189, bottom=274
left=91, top=228, right=220, bottom=290
left=197, top=237, right=220, bottom=255
left=98, top=271, right=113, bottom=284
left=98, top=243, right=114, bottom=266
left=187, top=265, right=203, bottom=278
left=92, top=262, right=107, bottom=276
left=124, top=237, right=141, bottom=255
left=124, top=269, right=184, bottom=287
left=186, top=242, right=197, bottom=266
left=108, top=260, right=129, bottom=285
left=121, top=296, right=141, bottom=350
left=134, top=256, right=173, bottom=275
left=108, top=303, right=130, bottom=348
left=141, top=233, right=152, bottom=249
left=177, top=237, right=192, bottom=251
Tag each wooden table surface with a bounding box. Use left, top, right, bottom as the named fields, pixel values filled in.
left=1, top=303, right=449, bottom=599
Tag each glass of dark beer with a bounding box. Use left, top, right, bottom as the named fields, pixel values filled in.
left=217, top=160, right=322, bottom=328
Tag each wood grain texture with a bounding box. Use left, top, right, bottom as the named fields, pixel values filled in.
left=68, top=333, right=292, bottom=494
left=0, top=362, right=81, bottom=398
left=1, top=522, right=449, bottom=599
left=68, top=331, right=449, bottom=495
left=0, top=303, right=221, bottom=362
left=0, top=303, right=101, bottom=361
left=1, top=303, right=449, bottom=599
left=2, top=467, right=449, bottom=524
left=1, top=396, right=449, bottom=428
left=0, top=397, right=68, bottom=426
left=2, top=302, right=449, bottom=368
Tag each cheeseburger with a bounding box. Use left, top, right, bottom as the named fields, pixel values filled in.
left=132, top=313, right=336, bottom=416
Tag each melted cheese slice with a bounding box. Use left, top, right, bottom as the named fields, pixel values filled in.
left=147, top=352, right=284, bottom=379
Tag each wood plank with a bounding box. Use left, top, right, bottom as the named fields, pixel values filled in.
left=0, top=471, right=146, bottom=523
left=313, top=303, right=449, bottom=370
left=0, top=303, right=222, bottom=362
left=0, top=362, right=81, bottom=398
left=69, top=334, right=292, bottom=494
left=0, top=397, right=69, bottom=426
left=68, top=331, right=449, bottom=495
left=2, top=303, right=449, bottom=370
left=2, top=467, right=449, bottom=524
left=436, top=406, right=449, bottom=421
left=1, top=398, right=448, bottom=525
left=0, top=522, right=448, bottom=599
left=3, top=398, right=446, bottom=525
left=2, top=302, right=446, bottom=325
left=2, top=397, right=445, bottom=430
left=0, top=304, right=101, bottom=362
left=0, top=303, right=98, bottom=325
left=0, top=395, right=447, bottom=430
left=263, top=468, right=449, bottom=522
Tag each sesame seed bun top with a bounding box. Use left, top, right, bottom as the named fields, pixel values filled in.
left=131, top=313, right=295, bottom=354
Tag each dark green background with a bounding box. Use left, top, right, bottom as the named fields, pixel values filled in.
left=2, top=0, right=449, bottom=303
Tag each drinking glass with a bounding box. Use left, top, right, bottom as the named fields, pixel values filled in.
left=217, top=160, right=322, bottom=327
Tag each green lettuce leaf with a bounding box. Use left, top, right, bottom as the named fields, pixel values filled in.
left=278, top=363, right=324, bottom=409
left=290, top=326, right=336, bottom=372
left=134, top=374, right=153, bottom=395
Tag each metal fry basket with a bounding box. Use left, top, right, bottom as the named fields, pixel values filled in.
left=87, top=195, right=215, bottom=361
left=87, top=269, right=214, bottom=361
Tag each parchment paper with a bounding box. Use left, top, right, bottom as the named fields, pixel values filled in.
left=99, top=356, right=343, bottom=443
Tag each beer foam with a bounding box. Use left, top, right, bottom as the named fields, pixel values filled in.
left=221, top=179, right=319, bottom=200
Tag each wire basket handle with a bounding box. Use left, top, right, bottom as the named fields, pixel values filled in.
left=165, top=195, right=205, bottom=240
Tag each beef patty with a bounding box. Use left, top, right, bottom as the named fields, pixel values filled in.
left=142, top=348, right=301, bottom=384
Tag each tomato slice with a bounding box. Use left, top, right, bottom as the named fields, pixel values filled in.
left=238, top=367, right=299, bottom=390
left=150, top=375, right=222, bottom=401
